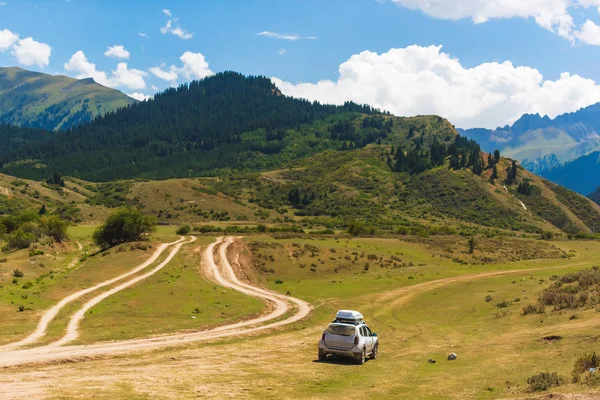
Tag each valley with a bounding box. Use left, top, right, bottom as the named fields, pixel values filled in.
left=1, top=71, right=600, bottom=399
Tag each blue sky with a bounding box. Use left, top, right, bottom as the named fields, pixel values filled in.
left=3, top=0, right=600, bottom=128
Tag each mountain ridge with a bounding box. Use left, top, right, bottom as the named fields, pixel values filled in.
left=0, top=66, right=136, bottom=130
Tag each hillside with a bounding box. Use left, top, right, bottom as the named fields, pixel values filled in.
left=0, top=71, right=597, bottom=236
left=540, top=151, right=600, bottom=195
left=0, top=72, right=390, bottom=181
left=0, top=67, right=136, bottom=130
left=459, top=105, right=600, bottom=193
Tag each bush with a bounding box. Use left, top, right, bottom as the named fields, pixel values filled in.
left=12, top=269, right=24, bottom=278
left=275, top=279, right=283, bottom=284
left=29, top=249, right=44, bottom=257
left=93, top=207, right=156, bottom=248
left=39, top=215, right=69, bottom=242
left=485, top=295, right=493, bottom=302
left=573, top=353, right=600, bottom=383
left=176, top=225, right=191, bottom=235
left=496, top=300, right=512, bottom=308
left=6, top=229, right=37, bottom=250
left=522, top=304, right=545, bottom=315
left=527, top=372, right=565, bottom=392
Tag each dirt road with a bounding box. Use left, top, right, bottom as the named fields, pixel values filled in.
left=0, top=237, right=186, bottom=351
left=0, top=236, right=312, bottom=368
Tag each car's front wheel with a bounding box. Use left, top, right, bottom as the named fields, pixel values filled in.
left=371, top=343, right=378, bottom=360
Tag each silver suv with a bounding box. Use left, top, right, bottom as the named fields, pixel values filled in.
left=318, top=310, right=378, bottom=364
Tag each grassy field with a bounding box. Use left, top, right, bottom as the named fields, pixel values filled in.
left=76, top=237, right=265, bottom=343
left=3, top=230, right=600, bottom=399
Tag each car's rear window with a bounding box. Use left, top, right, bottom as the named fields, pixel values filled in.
left=327, top=324, right=356, bottom=336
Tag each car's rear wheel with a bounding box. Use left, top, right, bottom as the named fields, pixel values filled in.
left=318, top=349, right=326, bottom=361
left=356, top=348, right=366, bottom=365
left=371, top=343, right=378, bottom=360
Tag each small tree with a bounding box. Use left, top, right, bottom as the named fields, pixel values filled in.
left=38, top=204, right=47, bottom=215
left=93, top=207, right=156, bottom=248
left=176, top=225, right=191, bottom=235
left=493, top=149, right=500, bottom=161
left=490, top=164, right=498, bottom=182
left=468, top=236, right=476, bottom=254
left=40, top=215, right=68, bottom=243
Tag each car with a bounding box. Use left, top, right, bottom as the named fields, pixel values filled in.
left=318, top=310, right=378, bottom=364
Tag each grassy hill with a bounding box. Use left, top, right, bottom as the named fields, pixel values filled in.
left=0, top=67, right=136, bottom=130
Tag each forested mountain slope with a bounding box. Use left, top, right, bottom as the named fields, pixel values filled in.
left=0, top=67, right=136, bottom=130
left=0, top=72, right=404, bottom=181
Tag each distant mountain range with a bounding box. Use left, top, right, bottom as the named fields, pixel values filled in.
left=459, top=103, right=600, bottom=195
left=0, top=67, right=136, bottom=130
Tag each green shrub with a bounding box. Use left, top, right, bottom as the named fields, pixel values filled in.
left=29, top=249, right=44, bottom=257
left=12, top=269, right=24, bottom=278
left=176, top=225, right=191, bottom=235
left=485, top=295, right=493, bottom=302
left=93, top=207, right=156, bottom=248
left=573, top=353, right=600, bottom=383
left=527, top=372, right=565, bottom=392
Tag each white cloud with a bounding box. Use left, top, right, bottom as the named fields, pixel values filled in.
left=576, top=19, right=600, bottom=44
left=279, top=48, right=287, bottom=55
left=149, top=51, right=213, bottom=83
left=64, top=50, right=147, bottom=90
left=0, top=2, right=7, bottom=6
left=104, top=45, right=130, bottom=59
left=111, top=63, right=147, bottom=90
left=149, top=64, right=178, bottom=82
left=161, top=18, right=193, bottom=39
left=128, top=92, right=151, bottom=101
left=256, top=31, right=317, bottom=40
left=11, top=37, right=51, bottom=67
left=390, top=0, right=600, bottom=44
left=139, top=32, right=149, bottom=38
left=0, top=29, right=18, bottom=51
left=272, top=45, right=600, bottom=128
left=162, top=9, right=171, bottom=16
left=151, top=85, right=159, bottom=91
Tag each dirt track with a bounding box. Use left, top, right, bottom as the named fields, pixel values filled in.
left=0, top=237, right=186, bottom=351
left=0, top=236, right=312, bottom=368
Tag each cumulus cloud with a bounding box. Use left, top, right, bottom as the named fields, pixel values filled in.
left=272, top=45, right=600, bottom=128
left=12, top=37, right=51, bottom=67
left=128, top=92, right=151, bottom=101
left=64, top=50, right=147, bottom=90
left=390, top=0, right=600, bottom=45
left=575, top=19, right=600, bottom=45
left=149, top=51, right=213, bottom=83
left=160, top=12, right=193, bottom=40
left=256, top=31, right=317, bottom=40
left=104, top=45, right=130, bottom=59
left=0, top=28, right=18, bottom=51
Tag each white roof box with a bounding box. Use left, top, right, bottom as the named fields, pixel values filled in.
left=336, top=310, right=363, bottom=321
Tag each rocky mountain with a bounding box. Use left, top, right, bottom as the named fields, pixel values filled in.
left=459, top=104, right=600, bottom=175
left=0, top=66, right=136, bottom=130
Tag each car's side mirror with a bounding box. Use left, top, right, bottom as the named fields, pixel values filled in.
left=372, top=333, right=377, bottom=337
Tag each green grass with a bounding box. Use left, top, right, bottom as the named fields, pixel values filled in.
left=77, top=237, right=265, bottom=343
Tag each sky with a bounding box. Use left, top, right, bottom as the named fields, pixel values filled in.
left=3, top=0, right=600, bottom=128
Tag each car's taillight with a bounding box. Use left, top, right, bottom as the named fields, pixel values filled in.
left=321, top=332, right=326, bottom=341
left=354, top=335, right=359, bottom=345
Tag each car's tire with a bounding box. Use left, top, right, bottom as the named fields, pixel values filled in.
left=356, top=348, right=366, bottom=365
left=371, top=343, right=378, bottom=360
left=318, top=349, right=326, bottom=361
